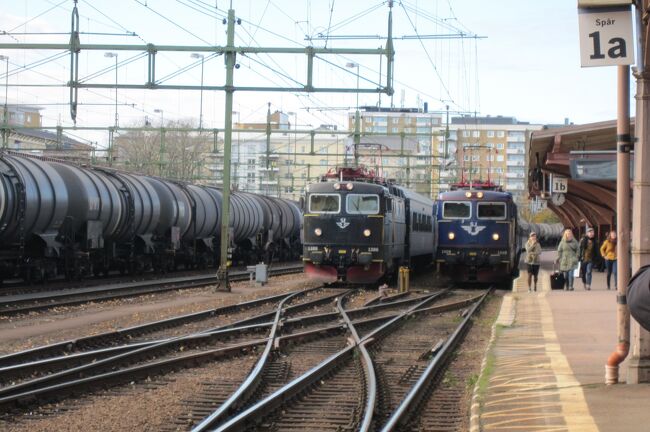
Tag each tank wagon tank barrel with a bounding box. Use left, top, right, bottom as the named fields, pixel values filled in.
left=0, top=152, right=302, bottom=282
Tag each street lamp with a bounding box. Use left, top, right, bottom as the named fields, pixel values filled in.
left=190, top=53, right=205, bottom=129
left=232, top=110, right=240, bottom=186
left=154, top=109, right=164, bottom=176
left=0, top=55, right=7, bottom=149
left=104, top=52, right=118, bottom=127
left=346, top=62, right=361, bottom=166
left=345, top=62, right=360, bottom=110
left=154, top=108, right=164, bottom=126
left=0, top=55, right=7, bottom=132
left=287, top=111, right=297, bottom=164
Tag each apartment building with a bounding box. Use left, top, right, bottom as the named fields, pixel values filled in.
left=347, top=106, right=442, bottom=197
left=440, top=115, right=544, bottom=202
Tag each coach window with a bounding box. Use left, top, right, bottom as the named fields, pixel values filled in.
left=477, top=202, right=506, bottom=220
left=442, top=202, right=471, bottom=219
left=347, top=194, right=380, bottom=215
left=309, top=194, right=340, bottom=213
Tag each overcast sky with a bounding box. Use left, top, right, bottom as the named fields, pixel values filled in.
left=0, top=0, right=626, bottom=146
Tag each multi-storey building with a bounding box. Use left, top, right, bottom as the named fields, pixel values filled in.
left=2, top=104, right=92, bottom=162
left=206, top=111, right=345, bottom=200
left=347, top=106, right=442, bottom=197
left=439, top=115, right=543, bottom=203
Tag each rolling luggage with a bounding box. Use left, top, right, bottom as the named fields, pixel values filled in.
left=550, top=265, right=565, bottom=290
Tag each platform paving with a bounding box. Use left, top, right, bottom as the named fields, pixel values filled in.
left=474, top=251, right=650, bottom=432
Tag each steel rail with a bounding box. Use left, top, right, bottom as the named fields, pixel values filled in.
left=0, top=287, right=430, bottom=370
left=0, top=291, right=468, bottom=386
left=0, top=292, right=478, bottom=412
left=0, top=290, right=295, bottom=368
left=213, top=291, right=448, bottom=432
left=191, top=289, right=309, bottom=431
left=380, top=289, right=492, bottom=431
left=0, top=306, right=385, bottom=410
left=336, top=292, right=376, bottom=432
left=0, top=287, right=340, bottom=399
left=0, top=264, right=303, bottom=315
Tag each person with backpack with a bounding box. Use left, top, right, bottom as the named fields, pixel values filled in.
left=525, top=232, right=542, bottom=292
left=600, top=231, right=618, bottom=290
left=578, top=227, right=597, bottom=290
left=557, top=228, right=579, bottom=291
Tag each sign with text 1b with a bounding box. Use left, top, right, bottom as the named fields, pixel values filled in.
left=551, top=175, right=568, bottom=194
left=578, top=6, right=634, bottom=67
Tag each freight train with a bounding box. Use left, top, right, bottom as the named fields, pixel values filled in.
left=302, top=166, right=435, bottom=284
left=0, top=152, right=301, bottom=283
left=435, top=182, right=520, bottom=283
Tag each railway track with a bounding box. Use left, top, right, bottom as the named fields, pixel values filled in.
left=207, top=289, right=490, bottom=432
left=1, top=286, right=492, bottom=431
left=0, top=263, right=303, bottom=315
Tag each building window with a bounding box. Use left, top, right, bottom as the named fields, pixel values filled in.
left=497, top=155, right=504, bottom=162
left=497, top=130, right=505, bottom=138
left=487, top=130, right=495, bottom=138
left=497, top=143, right=504, bottom=149
left=463, top=130, right=470, bottom=138
left=472, top=130, right=480, bottom=138
left=471, top=155, right=480, bottom=162
left=320, top=159, right=327, bottom=166
left=391, top=127, right=399, bottom=133
left=463, top=155, right=470, bottom=161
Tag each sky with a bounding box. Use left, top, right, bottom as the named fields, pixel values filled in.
left=0, top=0, right=627, bottom=147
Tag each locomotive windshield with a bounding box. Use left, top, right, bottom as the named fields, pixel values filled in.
left=308, top=194, right=340, bottom=213
left=346, top=194, right=379, bottom=215
left=477, top=202, right=506, bottom=219
left=442, top=202, right=471, bottom=219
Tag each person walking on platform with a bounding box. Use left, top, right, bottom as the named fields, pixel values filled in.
left=557, top=228, right=579, bottom=291
left=600, top=231, right=618, bottom=290
left=525, top=232, right=542, bottom=292
left=579, top=227, right=596, bottom=290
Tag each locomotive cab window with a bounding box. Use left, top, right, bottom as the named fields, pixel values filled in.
left=308, top=194, right=340, bottom=213
left=477, top=202, right=506, bottom=220
left=442, top=201, right=471, bottom=219
left=346, top=194, right=379, bottom=215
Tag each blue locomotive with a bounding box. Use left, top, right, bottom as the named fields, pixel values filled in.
left=302, top=166, right=435, bottom=284
left=435, top=182, right=520, bottom=283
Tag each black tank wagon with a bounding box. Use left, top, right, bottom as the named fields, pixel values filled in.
left=0, top=152, right=301, bottom=282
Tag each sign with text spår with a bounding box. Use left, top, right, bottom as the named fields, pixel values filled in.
left=578, top=6, right=634, bottom=67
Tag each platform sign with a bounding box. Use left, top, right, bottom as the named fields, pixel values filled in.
left=551, top=176, right=568, bottom=194
left=578, top=6, right=635, bottom=67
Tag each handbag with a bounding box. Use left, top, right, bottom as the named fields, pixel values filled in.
left=573, top=261, right=581, bottom=278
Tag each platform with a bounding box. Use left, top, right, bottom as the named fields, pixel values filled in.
left=472, top=251, right=650, bottom=432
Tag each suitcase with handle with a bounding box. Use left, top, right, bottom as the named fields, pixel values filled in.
left=550, top=264, right=565, bottom=290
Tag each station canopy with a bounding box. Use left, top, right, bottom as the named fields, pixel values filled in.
left=528, top=119, right=634, bottom=231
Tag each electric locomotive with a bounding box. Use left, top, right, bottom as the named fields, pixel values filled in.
left=302, top=166, right=435, bottom=284
left=435, top=182, right=519, bottom=283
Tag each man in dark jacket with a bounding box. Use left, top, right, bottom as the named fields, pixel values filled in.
left=578, top=228, right=597, bottom=290
left=628, top=265, right=650, bottom=332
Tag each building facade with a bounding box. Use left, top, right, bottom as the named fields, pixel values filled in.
left=347, top=106, right=442, bottom=197
left=440, top=115, right=543, bottom=203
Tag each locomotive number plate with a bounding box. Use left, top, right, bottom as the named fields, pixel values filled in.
left=338, top=250, right=347, bottom=254
left=468, top=252, right=477, bottom=256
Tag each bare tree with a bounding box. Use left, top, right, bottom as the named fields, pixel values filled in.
left=113, top=119, right=212, bottom=181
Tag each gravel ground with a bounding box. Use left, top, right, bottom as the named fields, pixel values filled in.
left=0, top=273, right=320, bottom=356
left=2, top=353, right=260, bottom=432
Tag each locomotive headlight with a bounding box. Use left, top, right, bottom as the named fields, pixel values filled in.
left=448, top=232, right=455, bottom=240
left=477, top=192, right=484, bottom=198
left=465, top=192, right=472, bottom=198
left=333, top=183, right=341, bottom=190
left=314, top=228, right=323, bottom=236
left=346, top=183, right=354, bottom=190
left=492, top=233, right=500, bottom=241
left=363, top=229, right=371, bottom=237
